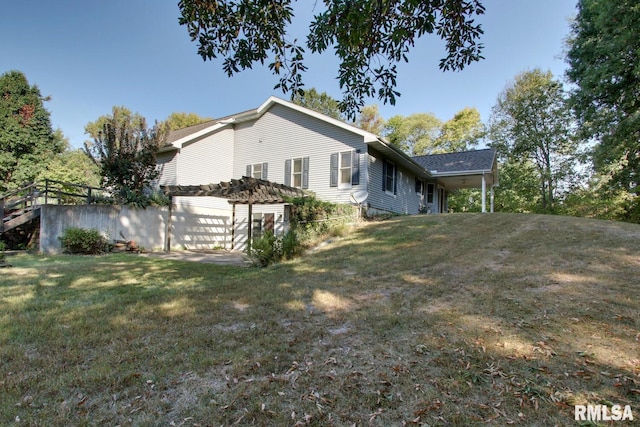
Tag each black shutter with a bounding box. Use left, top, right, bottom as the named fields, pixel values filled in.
left=352, top=150, right=360, bottom=185
left=302, top=157, right=309, bottom=189
left=284, top=159, right=291, bottom=186
left=262, top=162, right=268, bottom=180
left=330, top=153, right=338, bottom=187
left=382, top=159, right=387, bottom=191
left=246, top=165, right=251, bottom=177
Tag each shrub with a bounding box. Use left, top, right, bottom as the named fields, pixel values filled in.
left=0, top=241, right=6, bottom=262
left=60, top=227, right=110, bottom=254
left=249, top=231, right=280, bottom=267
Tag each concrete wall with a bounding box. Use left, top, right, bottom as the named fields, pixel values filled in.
left=40, top=205, right=170, bottom=254
left=39, top=202, right=280, bottom=254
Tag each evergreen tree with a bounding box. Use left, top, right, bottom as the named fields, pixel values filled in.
left=0, top=70, right=64, bottom=192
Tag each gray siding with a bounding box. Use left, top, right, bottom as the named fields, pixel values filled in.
left=233, top=104, right=368, bottom=204
left=177, top=127, right=234, bottom=185
left=156, top=151, right=177, bottom=186
left=367, top=149, right=423, bottom=215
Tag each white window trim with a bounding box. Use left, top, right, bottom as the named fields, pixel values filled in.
left=291, top=157, right=303, bottom=188
left=338, top=150, right=353, bottom=189
left=250, top=163, right=262, bottom=179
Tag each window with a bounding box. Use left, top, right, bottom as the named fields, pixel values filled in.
left=383, top=159, right=397, bottom=194
left=284, top=157, right=309, bottom=188
left=292, top=158, right=302, bottom=187
left=340, top=151, right=352, bottom=185
left=415, top=178, right=423, bottom=194
left=426, top=183, right=435, bottom=204
left=330, top=150, right=359, bottom=187
left=246, top=163, right=268, bottom=180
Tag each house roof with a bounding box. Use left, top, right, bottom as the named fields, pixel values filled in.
left=413, top=149, right=496, bottom=174
left=412, top=149, right=498, bottom=189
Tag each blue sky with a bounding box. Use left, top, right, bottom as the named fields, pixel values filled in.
left=1, top=1, right=577, bottom=149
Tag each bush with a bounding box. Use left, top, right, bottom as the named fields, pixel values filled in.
left=0, top=241, right=6, bottom=262
left=249, top=229, right=303, bottom=267
left=249, top=231, right=280, bottom=267
left=60, top=227, right=110, bottom=254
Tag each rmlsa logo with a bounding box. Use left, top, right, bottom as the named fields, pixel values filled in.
left=575, top=404, right=634, bottom=421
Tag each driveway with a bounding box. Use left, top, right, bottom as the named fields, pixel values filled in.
left=140, top=249, right=251, bottom=267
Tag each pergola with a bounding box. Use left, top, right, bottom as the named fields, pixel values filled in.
left=161, top=177, right=307, bottom=251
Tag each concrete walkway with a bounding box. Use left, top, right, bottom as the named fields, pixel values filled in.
left=140, top=249, right=251, bottom=267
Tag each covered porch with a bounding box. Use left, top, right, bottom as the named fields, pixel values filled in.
left=413, top=149, right=499, bottom=213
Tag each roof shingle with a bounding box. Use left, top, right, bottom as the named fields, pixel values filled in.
left=413, top=149, right=496, bottom=174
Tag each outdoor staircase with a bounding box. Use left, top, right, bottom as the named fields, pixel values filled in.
left=0, top=183, right=42, bottom=236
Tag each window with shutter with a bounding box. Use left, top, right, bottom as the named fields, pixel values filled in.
left=247, top=163, right=266, bottom=179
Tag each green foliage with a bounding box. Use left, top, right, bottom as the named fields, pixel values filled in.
left=383, top=113, right=442, bottom=155
left=292, top=88, right=344, bottom=121
left=178, top=0, right=485, bottom=119
left=0, top=70, right=65, bottom=192
left=249, top=230, right=300, bottom=267
left=0, top=241, right=6, bottom=262
left=249, top=197, right=356, bottom=267
left=436, top=107, right=484, bottom=152
left=288, top=196, right=357, bottom=241
left=84, top=107, right=167, bottom=205
left=566, top=0, right=639, bottom=219
left=447, top=189, right=483, bottom=213
left=383, top=108, right=483, bottom=155
left=60, top=228, right=110, bottom=255
left=489, top=69, right=578, bottom=212
left=249, top=231, right=279, bottom=267
left=162, top=112, right=212, bottom=131
left=37, top=139, right=102, bottom=203
left=355, top=104, right=385, bottom=134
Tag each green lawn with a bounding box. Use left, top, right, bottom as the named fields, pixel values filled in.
left=1, top=213, right=638, bottom=425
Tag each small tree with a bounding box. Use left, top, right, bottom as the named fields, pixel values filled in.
left=84, top=107, right=167, bottom=203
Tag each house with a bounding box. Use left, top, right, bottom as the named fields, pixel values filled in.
left=155, top=96, right=498, bottom=250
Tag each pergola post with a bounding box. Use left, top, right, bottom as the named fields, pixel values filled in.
left=231, top=203, right=236, bottom=250
left=247, top=190, right=253, bottom=253
left=165, top=196, right=173, bottom=251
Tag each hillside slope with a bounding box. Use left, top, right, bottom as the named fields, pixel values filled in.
left=1, top=213, right=638, bottom=425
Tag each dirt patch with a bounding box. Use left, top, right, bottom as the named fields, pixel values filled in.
left=140, top=249, right=251, bottom=266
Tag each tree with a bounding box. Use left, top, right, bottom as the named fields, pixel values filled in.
left=355, top=104, right=385, bottom=134
left=566, top=0, right=640, bottom=220
left=383, top=113, right=442, bottom=155
left=489, top=69, right=577, bottom=212
left=435, top=107, right=484, bottom=152
left=38, top=131, right=101, bottom=187
left=292, top=88, right=344, bottom=120
left=178, top=0, right=485, bottom=119
left=84, top=107, right=167, bottom=203
left=163, top=112, right=212, bottom=131
left=0, top=70, right=65, bottom=192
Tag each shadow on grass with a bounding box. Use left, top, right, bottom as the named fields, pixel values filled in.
left=1, top=213, right=638, bottom=425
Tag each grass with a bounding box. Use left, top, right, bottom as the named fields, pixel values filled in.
left=1, top=213, right=638, bottom=426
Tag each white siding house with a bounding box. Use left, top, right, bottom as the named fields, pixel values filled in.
left=156, top=96, right=498, bottom=250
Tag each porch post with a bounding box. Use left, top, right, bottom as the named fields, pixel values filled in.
left=481, top=174, right=487, bottom=213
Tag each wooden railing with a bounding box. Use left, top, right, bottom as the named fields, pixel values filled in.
left=1, top=180, right=110, bottom=234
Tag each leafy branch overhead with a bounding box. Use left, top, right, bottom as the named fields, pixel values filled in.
left=178, top=0, right=485, bottom=119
